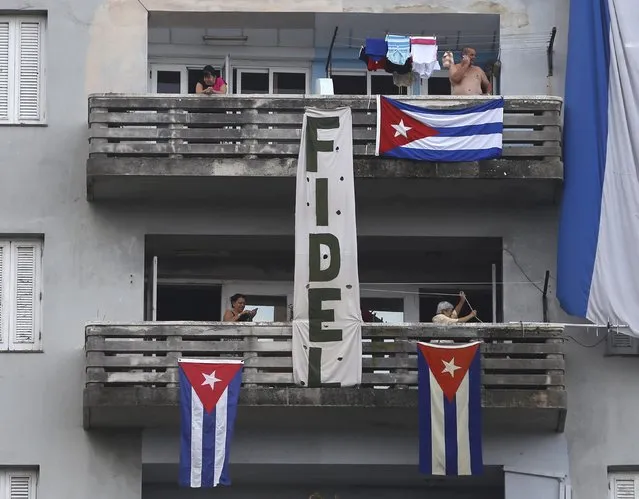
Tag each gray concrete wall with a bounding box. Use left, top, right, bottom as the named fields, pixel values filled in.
left=0, top=1, right=622, bottom=499
left=141, top=428, right=568, bottom=499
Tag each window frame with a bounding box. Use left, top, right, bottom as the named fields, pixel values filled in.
left=149, top=64, right=188, bottom=94
left=609, top=471, right=639, bottom=499
left=0, top=468, right=38, bottom=499
left=235, top=67, right=310, bottom=95
left=0, top=15, right=46, bottom=125
left=330, top=69, right=416, bottom=96
left=0, top=239, right=43, bottom=352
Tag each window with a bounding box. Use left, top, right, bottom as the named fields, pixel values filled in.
left=0, top=468, right=37, bottom=499
left=609, top=472, right=639, bottom=499
left=0, top=239, right=42, bottom=351
left=0, top=16, right=46, bottom=124
left=234, top=68, right=309, bottom=95
left=331, top=71, right=408, bottom=96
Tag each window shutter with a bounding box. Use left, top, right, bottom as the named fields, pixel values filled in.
left=0, top=242, right=9, bottom=350
left=0, top=20, right=11, bottom=121
left=16, top=19, right=42, bottom=122
left=7, top=471, right=36, bottom=499
left=10, top=242, right=41, bottom=350
left=611, top=475, right=638, bottom=499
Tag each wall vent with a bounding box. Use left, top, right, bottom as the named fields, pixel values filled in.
left=605, top=331, right=639, bottom=356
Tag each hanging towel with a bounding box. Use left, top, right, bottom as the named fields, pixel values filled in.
left=410, top=36, right=441, bottom=79
left=365, top=38, right=387, bottom=62
left=385, top=34, right=411, bottom=66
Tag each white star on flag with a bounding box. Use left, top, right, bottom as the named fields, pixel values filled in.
left=201, top=371, right=222, bottom=390
left=391, top=119, right=412, bottom=138
left=441, top=358, right=461, bottom=378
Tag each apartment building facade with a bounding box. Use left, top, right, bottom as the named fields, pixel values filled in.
left=1, top=0, right=638, bottom=498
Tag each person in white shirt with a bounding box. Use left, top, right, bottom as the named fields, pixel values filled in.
left=432, top=291, right=477, bottom=324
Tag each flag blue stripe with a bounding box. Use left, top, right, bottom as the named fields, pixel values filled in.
left=433, top=123, right=503, bottom=137
left=468, top=350, right=483, bottom=474
left=557, top=0, right=611, bottom=316
left=178, top=368, right=193, bottom=487
left=443, top=394, right=458, bottom=475
left=220, top=369, right=243, bottom=486
left=384, top=96, right=504, bottom=115
left=384, top=146, right=502, bottom=162
left=417, top=351, right=433, bottom=475
left=201, top=404, right=216, bottom=487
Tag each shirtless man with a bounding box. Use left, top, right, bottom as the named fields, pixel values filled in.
left=447, top=47, right=492, bottom=96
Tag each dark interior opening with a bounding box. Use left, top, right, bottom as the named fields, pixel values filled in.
left=156, top=285, right=222, bottom=321
left=145, top=235, right=503, bottom=323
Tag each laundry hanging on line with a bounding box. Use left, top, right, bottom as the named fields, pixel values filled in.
left=358, top=35, right=441, bottom=86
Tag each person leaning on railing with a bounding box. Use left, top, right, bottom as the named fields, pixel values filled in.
left=195, top=64, right=228, bottom=95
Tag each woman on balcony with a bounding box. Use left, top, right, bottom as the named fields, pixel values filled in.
left=195, top=65, right=228, bottom=95
left=223, top=293, right=258, bottom=322
left=432, top=291, right=477, bottom=324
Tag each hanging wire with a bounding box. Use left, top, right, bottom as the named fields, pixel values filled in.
left=503, top=248, right=545, bottom=294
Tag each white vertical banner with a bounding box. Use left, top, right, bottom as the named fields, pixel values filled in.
left=292, top=106, right=362, bottom=387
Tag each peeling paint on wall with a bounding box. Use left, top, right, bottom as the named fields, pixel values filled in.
left=85, top=0, right=148, bottom=94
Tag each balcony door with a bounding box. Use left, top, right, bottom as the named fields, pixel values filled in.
left=150, top=65, right=188, bottom=94
left=234, top=68, right=309, bottom=95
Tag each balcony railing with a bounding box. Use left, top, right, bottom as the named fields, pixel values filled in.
left=84, top=322, right=566, bottom=430
left=87, top=94, right=562, bottom=162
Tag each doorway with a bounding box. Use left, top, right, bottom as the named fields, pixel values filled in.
left=156, top=284, right=222, bottom=321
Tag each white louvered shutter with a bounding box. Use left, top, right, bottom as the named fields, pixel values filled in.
left=0, top=20, right=11, bottom=122
left=611, top=474, right=639, bottom=499
left=16, top=19, right=42, bottom=122
left=0, top=241, right=9, bottom=350
left=7, top=471, right=36, bottom=499
left=10, top=242, right=41, bottom=350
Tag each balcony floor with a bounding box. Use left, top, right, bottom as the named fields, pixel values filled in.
left=84, top=386, right=566, bottom=432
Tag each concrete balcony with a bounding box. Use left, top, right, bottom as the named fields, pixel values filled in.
left=84, top=322, right=566, bottom=432
left=86, top=95, right=563, bottom=204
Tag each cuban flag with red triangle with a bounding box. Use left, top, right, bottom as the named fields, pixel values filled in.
left=375, top=96, right=504, bottom=162
left=417, top=341, right=483, bottom=476
left=178, top=358, right=243, bottom=488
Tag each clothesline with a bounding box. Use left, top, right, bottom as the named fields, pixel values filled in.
left=331, top=41, right=549, bottom=51
left=332, top=33, right=552, bottom=43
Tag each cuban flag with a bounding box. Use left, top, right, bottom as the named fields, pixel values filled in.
left=557, top=0, right=639, bottom=334
left=417, top=341, right=482, bottom=476
left=178, top=358, right=243, bottom=488
left=375, top=96, right=504, bottom=162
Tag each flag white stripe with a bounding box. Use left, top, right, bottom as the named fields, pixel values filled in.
left=402, top=133, right=502, bottom=151
left=430, top=371, right=446, bottom=475
left=213, top=388, right=228, bottom=486
left=190, top=387, right=203, bottom=487
left=456, top=374, right=471, bottom=474
left=404, top=107, right=503, bottom=128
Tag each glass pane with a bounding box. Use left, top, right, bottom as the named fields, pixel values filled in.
left=332, top=74, right=367, bottom=95
left=245, top=295, right=289, bottom=322
left=240, top=71, right=269, bottom=94
left=273, top=72, right=306, bottom=94
left=360, top=298, right=404, bottom=323
left=371, top=74, right=400, bottom=95
left=188, top=69, right=204, bottom=94
left=428, top=77, right=452, bottom=96
left=156, top=71, right=181, bottom=94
